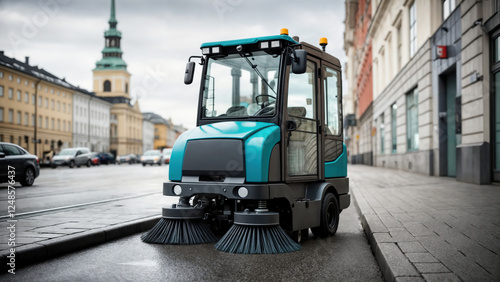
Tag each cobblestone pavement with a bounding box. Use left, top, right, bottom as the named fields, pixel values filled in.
left=350, top=164, right=500, bottom=282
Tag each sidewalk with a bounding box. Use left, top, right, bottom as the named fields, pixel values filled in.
left=350, top=165, right=500, bottom=282
left=0, top=193, right=176, bottom=272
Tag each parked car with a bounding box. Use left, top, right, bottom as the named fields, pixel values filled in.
left=117, top=154, right=139, bottom=165
left=141, top=150, right=163, bottom=166
left=162, top=148, right=173, bottom=164
left=0, top=142, right=40, bottom=186
left=97, top=152, right=115, bottom=165
left=89, top=152, right=100, bottom=166
left=52, top=147, right=92, bottom=168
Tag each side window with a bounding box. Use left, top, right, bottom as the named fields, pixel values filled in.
left=324, top=67, right=340, bottom=135
left=3, top=145, right=22, bottom=156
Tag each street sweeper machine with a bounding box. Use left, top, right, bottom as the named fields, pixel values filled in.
left=142, top=29, right=350, bottom=254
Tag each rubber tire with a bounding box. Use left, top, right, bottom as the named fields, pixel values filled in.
left=142, top=163, right=146, bottom=167
left=86, top=160, right=92, bottom=167
left=69, top=160, right=75, bottom=168
left=311, top=193, right=339, bottom=238
left=291, top=229, right=308, bottom=243
left=20, top=167, right=35, bottom=186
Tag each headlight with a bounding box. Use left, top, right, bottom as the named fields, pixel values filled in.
left=173, top=185, right=182, bottom=195
left=238, top=187, right=249, bottom=198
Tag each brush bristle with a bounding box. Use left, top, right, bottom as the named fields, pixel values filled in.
left=141, top=218, right=218, bottom=245
left=214, top=224, right=301, bottom=254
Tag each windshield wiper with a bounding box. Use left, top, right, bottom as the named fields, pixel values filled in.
left=239, top=52, right=277, bottom=96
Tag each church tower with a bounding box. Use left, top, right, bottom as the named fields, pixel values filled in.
left=93, top=0, right=130, bottom=98
left=93, top=0, right=142, bottom=157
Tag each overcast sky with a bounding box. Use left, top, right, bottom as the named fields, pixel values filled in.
left=0, top=0, right=346, bottom=129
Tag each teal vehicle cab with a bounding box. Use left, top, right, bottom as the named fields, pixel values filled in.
left=144, top=29, right=350, bottom=254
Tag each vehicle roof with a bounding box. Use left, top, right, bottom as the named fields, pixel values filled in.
left=201, top=34, right=298, bottom=48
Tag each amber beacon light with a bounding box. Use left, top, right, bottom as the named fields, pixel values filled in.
left=280, top=28, right=289, bottom=35
left=320, top=37, right=328, bottom=51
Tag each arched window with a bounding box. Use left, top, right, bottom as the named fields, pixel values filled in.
left=103, top=80, right=111, bottom=92
left=125, top=83, right=128, bottom=93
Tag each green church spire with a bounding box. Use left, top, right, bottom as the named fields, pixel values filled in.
left=95, top=0, right=127, bottom=70
left=109, top=0, right=117, bottom=26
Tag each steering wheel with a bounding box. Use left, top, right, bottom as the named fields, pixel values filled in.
left=253, top=100, right=275, bottom=116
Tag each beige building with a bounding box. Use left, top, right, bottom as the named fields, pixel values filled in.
left=0, top=53, right=73, bottom=161
left=93, top=0, right=142, bottom=157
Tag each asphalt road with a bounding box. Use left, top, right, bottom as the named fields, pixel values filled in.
left=0, top=164, right=169, bottom=216
left=2, top=201, right=383, bottom=281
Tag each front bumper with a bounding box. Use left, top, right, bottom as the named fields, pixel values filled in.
left=164, top=182, right=271, bottom=200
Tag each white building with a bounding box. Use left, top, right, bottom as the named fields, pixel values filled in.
left=72, top=88, right=111, bottom=152
left=142, top=117, right=154, bottom=153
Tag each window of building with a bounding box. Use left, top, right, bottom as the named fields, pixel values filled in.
left=16, top=77, right=20, bottom=84
left=17, top=90, right=21, bottom=101
left=57, top=119, right=60, bottom=131
left=63, top=121, right=66, bottom=132
left=45, top=117, right=48, bottom=129
left=103, top=80, right=111, bottom=92
left=409, top=1, right=417, bottom=58
left=0, top=71, right=3, bottom=78
left=380, top=113, right=385, bottom=154
left=24, top=112, right=28, bottom=126
left=443, top=0, right=456, bottom=20
left=63, top=103, right=66, bottom=112
left=45, top=98, right=48, bottom=108
left=0, top=108, right=3, bottom=122
left=32, top=94, right=36, bottom=105
left=51, top=99, right=54, bottom=109
left=39, top=116, right=42, bottom=128
left=32, top=114, right=35, bottom=126
left=8, top=88, right=13, bottom=99
left=9, top=75, right=13, bottom=81
left=24, top=92, right=29, bottom=103
left=25, top=80, right=28, bottom=86
left=57, top=101, right=60, bottom=111
left=406, top=88, right=419, bottom=151
left=51, top=118, right=54, bottom=130
left=0, top=86, right=3, bottom=97
left=391, top=103, right=398, bottom=153
left=8, top=110, right=13, bottom=123
left=125, top=83, right=128, bottom=93
left=17, top=111, right=21, bottom=124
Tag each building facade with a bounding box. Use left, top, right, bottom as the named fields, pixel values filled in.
left=0, top=53, right=74, bottom=161
left=93, top=0, right=142, bottom=157
left=72, top=88, right=111, bottom=152
left=142, top=112, right=170, bottom=150
left=344, top=0, right=500, bottom=184
left=344, top=0, right=374, bottom=165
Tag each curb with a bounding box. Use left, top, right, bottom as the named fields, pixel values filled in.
left=0, top=215, right=161, bottom=273
left=352, top=190, right=421, bottom=282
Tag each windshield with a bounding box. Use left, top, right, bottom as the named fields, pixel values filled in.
left=202, top=51, right=281, bottom=119
left=144, top=150, right=160, bottom=156
left=58, top=149, right=77, bottom=156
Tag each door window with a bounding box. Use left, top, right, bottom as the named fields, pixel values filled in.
left=287, top=60, right=318, bottom=176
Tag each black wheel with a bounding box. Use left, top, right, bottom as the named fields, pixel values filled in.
left=69, top=160, right=75, bottom=168
left=51, top=164, right=57, bottom=169
left=142, top=163, right=146, bottom=167
left=20, top=167, right=35, bottom=186
left=86, top=160, right=92, bottom=167
left=311, top=193, right=339, bottom=238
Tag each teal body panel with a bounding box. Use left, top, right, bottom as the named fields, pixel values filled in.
left=324, top=144, right=348, bottom=178
left=169, top=121, right=281, bottom=182
left=201, top=35, right=298, bottom=48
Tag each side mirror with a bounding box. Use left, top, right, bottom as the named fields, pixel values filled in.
left=184, top=61, right=195, bottom=84
left=292, top=49, right=307, bottom=74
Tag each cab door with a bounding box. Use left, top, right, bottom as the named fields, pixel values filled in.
left=284, top=57, right=321, bottom=181
left=322, top=63, right=345, bottom=178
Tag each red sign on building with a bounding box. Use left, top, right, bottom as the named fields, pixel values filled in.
left=437, top=45, right=447, bottom=59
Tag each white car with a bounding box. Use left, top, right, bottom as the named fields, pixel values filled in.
left=141, top=150, right=163, bottom=166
